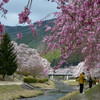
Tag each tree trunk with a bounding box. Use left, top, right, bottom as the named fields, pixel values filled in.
left=0, top=67, right=4, bottom=70
left=2, top=74, right=6, bottom=81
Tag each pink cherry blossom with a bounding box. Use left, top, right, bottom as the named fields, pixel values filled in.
left=0, top=0, right=100, bottom=73
left=0, top=22, right=5, bottom=34
left=18, top=7, right=31, bottom=24
left=0, top=2, right=4, bottom=8
left=18, top=7, right=37, bottom=39
left=43, top=68, right=48, bottom=76
left=42, top=36, right=48, bottom=43
left=97, top=63, right=100, bottom=68
left=81, top=47, right=87, bottom=53
left=2, top=0, right=9, bottom=3
left=17, top=32, right=22, bottom=39
left=42, top=0, right=100, bottom=71
left=45, top=26, right=51, bottom=32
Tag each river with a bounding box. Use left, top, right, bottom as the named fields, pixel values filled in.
left=21, top=80, right=78, bottom=100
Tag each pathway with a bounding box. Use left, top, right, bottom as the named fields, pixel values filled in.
left=0, top=81, right=23, bottom=85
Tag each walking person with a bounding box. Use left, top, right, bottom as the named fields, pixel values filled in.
left=95, top=77, right=99, bottom=85
left=79, top=72, right=86, bottom=94
left=88, top=77, right=93, bottom=88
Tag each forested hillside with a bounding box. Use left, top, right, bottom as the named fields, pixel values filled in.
left=5, top=19, right=84, bottom=67
left=42, top=49, right=84, bottom=68
left=5, top=19, right=54, bottom=50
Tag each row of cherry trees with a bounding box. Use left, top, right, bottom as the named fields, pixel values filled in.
left=0, top=0, right=100, bottom=72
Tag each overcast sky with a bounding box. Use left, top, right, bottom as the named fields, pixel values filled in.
left=0, top=0, right=59, bottom=26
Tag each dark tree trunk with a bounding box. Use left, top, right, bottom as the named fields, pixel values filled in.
left=2, top=74, right=6, bottom=81
left=0, top=67, right=4, bottom=70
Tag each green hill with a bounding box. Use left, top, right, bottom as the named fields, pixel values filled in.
left=5, top=19, right=54, bottom=51
left=5, top=19, right=83, bottom=67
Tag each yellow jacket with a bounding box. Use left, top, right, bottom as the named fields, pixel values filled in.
left=79, top=73, right=86, bottom=84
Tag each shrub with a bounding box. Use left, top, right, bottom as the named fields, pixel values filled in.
left=24, top=77, right=37, bottom=83
left=24, top=77, right=49, bottom=83
left=37, top=78, right=48, bottom=83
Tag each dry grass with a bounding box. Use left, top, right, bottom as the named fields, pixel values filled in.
left=0, top=80, right=55, bottom=100
left=0, top=85, right=43, bottom=100
left=31, top=80, right=56, bottom=89
left=63, top=80, right=79, bottom=86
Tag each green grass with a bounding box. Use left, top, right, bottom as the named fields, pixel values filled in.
left=58, top=90, right=79, bottom=100
left=59, top=83, right=100, bottom=100
left=0, top=85, right=21, bottom=93
left=0, top=85, right=43, bottom=100
left=0, top=80, right=55, bottom=100
left=85, top=83, right=100, bottom=100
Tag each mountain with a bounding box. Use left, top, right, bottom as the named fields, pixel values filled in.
left=5, top=19, right=54, bottom=51
left=5, top=19, right=83, bottom=67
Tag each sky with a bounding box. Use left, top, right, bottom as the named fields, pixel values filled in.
left=1, top=0, right=59, bottom=26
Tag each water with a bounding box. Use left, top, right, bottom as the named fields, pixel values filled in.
left=22, top=90, right=67, bottom=100
left=20, top=80, right=78, bottom=100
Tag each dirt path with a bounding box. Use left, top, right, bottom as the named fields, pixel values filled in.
left=0, top=81, right=23, bottom=85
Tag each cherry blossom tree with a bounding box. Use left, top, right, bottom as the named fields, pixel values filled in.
left=0, top=0, right=100, bottom=72
left=72, top=62, right=100, bottom=77
left=42, top=0, right=100, bottom=71
left=29, top=65, right=44, bottom=77
left=12, top=41, right=50, bottom=76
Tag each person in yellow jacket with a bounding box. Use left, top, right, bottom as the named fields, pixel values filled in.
left=79, top=72, right=86, bottom=94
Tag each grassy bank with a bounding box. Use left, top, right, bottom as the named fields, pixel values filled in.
left=85, top=83, right=100, bottom=100
left=0, top=80, right=55, bottom=100
left=0, top=85, right=43, bottom=100
left=31, top=80, right=56, bottom=89
left=58, top=90, right=79, bottom=100
left=59, top=83, right=100, bottom=100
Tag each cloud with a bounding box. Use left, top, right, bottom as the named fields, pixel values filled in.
left=1, top=0, right=59, bottom=26
left=1, top=13, right=19, bottom=26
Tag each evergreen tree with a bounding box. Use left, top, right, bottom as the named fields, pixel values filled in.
left=0, top=33, right=18, bottom=80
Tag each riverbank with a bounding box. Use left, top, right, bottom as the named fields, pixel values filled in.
left=58, top=79, right=79, bottom=100
left=59, top=83, right=100, bottom=100
left=63, top=79, right=79, bottom=86
left=0, top=85, right=43, bottom=100
left=31, top=80, right=56, bottom=89
left=20, top=80, right=78, bottom=100
left=0, top=80, right=55, bottom=100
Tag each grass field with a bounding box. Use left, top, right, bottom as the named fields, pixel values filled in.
left=0, top=85, right=43, bottom=100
